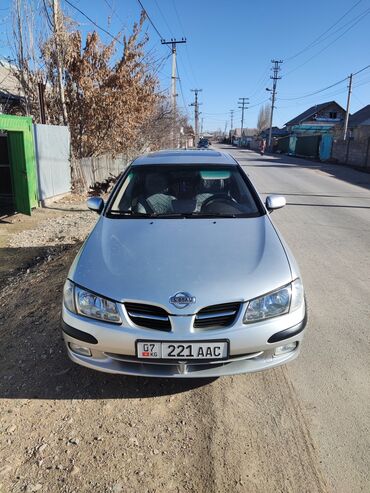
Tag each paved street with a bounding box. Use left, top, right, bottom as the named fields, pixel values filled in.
left=0, top=147, right=369, bottom=492
left=218, top=144, right=370, bottom=492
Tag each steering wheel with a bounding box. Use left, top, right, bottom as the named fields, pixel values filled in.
left=200, top=193, right=237, bottom=211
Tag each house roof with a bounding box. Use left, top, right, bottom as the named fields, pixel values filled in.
left=349, top=105, right=370, bottom=126
left=285, top=101, right=344, bottom=126
left=260, top=126, right=287, bottom=136
left=231, top=128, right=256, bottom=137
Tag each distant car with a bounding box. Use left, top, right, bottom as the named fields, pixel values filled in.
left=62, top=149, right=307, bottom=378
left=197, top=138, right=209, bottom=148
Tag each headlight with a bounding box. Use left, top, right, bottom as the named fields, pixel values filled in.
left=63, top=279, right=76, bottom=313
left=63, top=280, right=121, bottom=324
left=290, top=278, right=304, bottom=312
left=243, top=278, right=304, bottom=324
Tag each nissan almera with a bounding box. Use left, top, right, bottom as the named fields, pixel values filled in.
left=62, top=149, right=307, bottom=377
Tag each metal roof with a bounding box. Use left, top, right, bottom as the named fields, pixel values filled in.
left=132, top=149, right=238, bottom=166
left=349, top=105, right=370, bottom=126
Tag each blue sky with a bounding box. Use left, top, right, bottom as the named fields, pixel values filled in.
left=1, top=0, right=370, bottom=131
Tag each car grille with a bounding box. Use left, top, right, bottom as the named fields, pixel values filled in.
left=194, top=302, right=241, bottom=329
left=125, top=302, right=171, bottom=331
left=105, top=351, right=263, bottom=365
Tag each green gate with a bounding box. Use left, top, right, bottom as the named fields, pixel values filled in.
left=0, top=114, right=37, bottom=215
left=295, top=135, right=321, bottom=158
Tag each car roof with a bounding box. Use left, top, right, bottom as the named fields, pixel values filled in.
left=131, top=149, right=237, bottom=166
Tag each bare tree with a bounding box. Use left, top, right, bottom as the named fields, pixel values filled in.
left=10, top=0, right=46, bottom=118
left=7, top=2, right=191, bottom=159
left=257, top=103, right=271, bottom=132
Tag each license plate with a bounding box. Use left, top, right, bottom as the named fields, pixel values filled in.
left=136, top=341, right=229, bottom=360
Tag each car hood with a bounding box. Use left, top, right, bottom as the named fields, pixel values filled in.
left=70, top=216, right=292, bottom=314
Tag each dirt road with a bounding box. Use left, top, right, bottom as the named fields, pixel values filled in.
left=1, top=148, right=369, bottom=492
left=0, top=245, right=327, bottom=493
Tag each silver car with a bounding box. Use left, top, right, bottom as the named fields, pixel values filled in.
left=62, top=149, right=306, bottom=378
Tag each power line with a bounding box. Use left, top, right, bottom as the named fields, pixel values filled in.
left=171, top=0, right=198, bottom=86
left=153, top=0, right=174, bottom=37
left=280, top=62, right=370, bottom=101
left=42, top=0, right=54, bottom=30
left=64, top=0, right=124, bottom=45
left=353, top=77, right=370, bottom=89
left=249, top=65, right=271, bottom=98
left=284, top=7, right=370, bottom=77
left=102, top=0, right=126, bottom=27
left=171, top=0, right=186, bottom=37
left=136, top=0, right=193, bottom=128
left=280, top=78, right=348, bottom=101
left=152, top=52, right=172, bottom=77
left=277, top=90, right=349, bottom=109
left=136, top=0, right=170, bottom=49
left=285, top=0, right=363, bottom=62
left=353, top=63, right=370, bottom=76
left=176, top=62, right=190, bottom=117
left=352, top=92, right=366, bottom=106
left=248, top=98, right=270, bottom=110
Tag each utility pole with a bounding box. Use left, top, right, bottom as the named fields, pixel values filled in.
left=52, top=0, right=68, bottom=125
left=343, top=73, right=353, bottom=140
left=190, top=89, right=202, bottom=145
left=201, top=117, right=204, bottom=135
left=229, top=109, right=234, bottom=143
left=38, top=81, right=46, bottom=124
left=161, top=38, right=186, bottom=147
left=238, top=98, right=249, bottom=145
left=230, top=109, right=234, bottom=131
left=267, top=59, right=283, bottom=151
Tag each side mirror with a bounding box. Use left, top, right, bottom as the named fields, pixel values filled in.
left=87, top=197, right=104, bottom=214
left=266, top=195, right=286, bottom=212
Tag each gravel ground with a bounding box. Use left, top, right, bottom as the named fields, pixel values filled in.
left=2, top=148, right=369, bottom=492
left=0, top=246, right=327, bottom=493
left=0, top=185, right=330, bottom=493
left=1, top=197, right=98, bottom=285
left=8, top=207, right=97, bottom=249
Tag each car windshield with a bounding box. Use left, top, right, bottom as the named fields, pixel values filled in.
left=108, top=165, right=262, bottom=218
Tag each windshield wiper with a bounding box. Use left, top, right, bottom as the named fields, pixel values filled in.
left=185, top=212, right=238, bottom=218
left=109, top=210, right=240, bottom=218
left=150, top=212, right=240, bottom=218
left=152, top=213, right=187, bottom=218
left=109, top=210, right=153, bottom=217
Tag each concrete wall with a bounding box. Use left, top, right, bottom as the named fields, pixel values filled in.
left=352, top=125, right=370, bottom=142
left=34, top=124, right=71, bottom=202
left=332, top=138, right=370, bottom=169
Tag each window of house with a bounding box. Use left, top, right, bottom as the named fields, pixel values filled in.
left=329, top=112, right=337, bottom=119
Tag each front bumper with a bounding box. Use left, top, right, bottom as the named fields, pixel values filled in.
left=61, top=302, right=307, bottom=378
